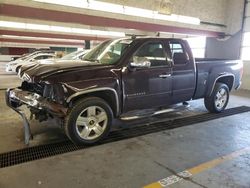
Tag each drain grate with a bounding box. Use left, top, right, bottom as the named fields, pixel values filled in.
left=1, top=106, right=250, bottom=168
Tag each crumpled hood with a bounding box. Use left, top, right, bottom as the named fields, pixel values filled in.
left=20, top=60, right=101, bottom=82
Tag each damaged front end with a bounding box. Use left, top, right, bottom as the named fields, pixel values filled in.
left=6, top=81, right=68, bottom=144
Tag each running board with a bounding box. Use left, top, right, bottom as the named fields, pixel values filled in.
left=120, top=104, right=188, bottom=121
left=120, top=108, right=175, bottom=120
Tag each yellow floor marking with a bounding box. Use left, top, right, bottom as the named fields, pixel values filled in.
left=144, top=146, right=250, bottom=188
left=144, top=182, right=162, bottom=188
left=188, top=147, right=250, bottom=175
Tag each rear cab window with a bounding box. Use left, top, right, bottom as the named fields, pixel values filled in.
left=168, top=40, right=189, bottom=66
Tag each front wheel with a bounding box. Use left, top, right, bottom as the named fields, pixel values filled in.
left=65, top=97, right=113, bottom=145
left=204, top=83, right=229, bottom=113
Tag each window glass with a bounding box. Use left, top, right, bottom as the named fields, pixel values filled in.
left=83, top=39, right=132, bottom=65
left=34, top=55, right=44, bottom=60
left=169, top=41, right=188, bottom=65
left=169, top=43, right=184, bottom=54
left=132, top=42, right=168, bottom=67
left=34, top=55, right=52, bottom=60
left=61, top=50, right=83, bottom=60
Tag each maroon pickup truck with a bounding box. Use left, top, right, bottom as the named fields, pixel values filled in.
left=6, top=37, right=243, bottom=145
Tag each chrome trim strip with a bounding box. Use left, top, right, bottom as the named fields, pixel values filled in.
left=66, top=87, right=119, bottom=116
left=209, top=73, right=235, bottom=96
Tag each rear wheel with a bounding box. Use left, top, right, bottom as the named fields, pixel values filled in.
left=204, top=83, right=229, bottom=113
left=65, top=97, right=113, bottom=145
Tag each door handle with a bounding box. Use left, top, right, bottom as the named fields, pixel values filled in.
left=159, top=74, right=171, bottom=78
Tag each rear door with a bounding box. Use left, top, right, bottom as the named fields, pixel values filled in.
left=166, top=39, right=196, bottom=103
left=122, top=39, right=173, bottom=112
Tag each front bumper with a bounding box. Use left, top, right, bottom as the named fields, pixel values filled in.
left=6, top=89, right=32, bottom=145
left=7, top=88, right=67, bottom=117
left=5, top=64, right=13, bottom=72
left=6, top=88, right=68, bottom=144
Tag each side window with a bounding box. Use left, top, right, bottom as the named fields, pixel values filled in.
left=43, top=55, right=53, bottom=59
left=34, top=55, right=52, bottom=60
left=132, top=42, right=169, bottom=67
left=169, top=41, right=188, bottom=65
left=34, top=55, right=45, bottom=60
left=169, top=43, right=184, bottom=54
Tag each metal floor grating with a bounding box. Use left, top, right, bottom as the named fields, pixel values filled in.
left=1, top=106, right=250, bottom=168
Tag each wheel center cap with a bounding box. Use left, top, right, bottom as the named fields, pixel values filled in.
left=89, top=120, right=95, bottom=125
left=88, top=117, right=97, bottom=127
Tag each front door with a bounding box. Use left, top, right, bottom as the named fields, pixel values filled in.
left=122, top=41, right=173, bottom=112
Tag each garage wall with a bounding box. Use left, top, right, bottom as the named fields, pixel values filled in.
left=241, top=0, right=250, bottom=90
left=205, top=0, right=249, bottom=90
left=245, top=0, right=250, bottom=32
left=1, top=0, right=244, bottom=34
left=101, top=0, right=226, bottom=23
left=242, top=61, right=250, bottom=90
left=205, top=31, right=242, bottom=59
left=100, top=0, right=244, bottom=34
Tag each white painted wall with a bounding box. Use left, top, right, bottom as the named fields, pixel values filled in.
left=241, top=1, right=250, bottom=90
left=100, top=0, right=244, bottom=34
left=242, top=61, right=250, bottom=90
left=205, top=31, right=242, bottom=59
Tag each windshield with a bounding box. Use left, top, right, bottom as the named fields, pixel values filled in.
left=82, top=39, right=132, bottom=65
left=61, top=50, right=84, bottom=60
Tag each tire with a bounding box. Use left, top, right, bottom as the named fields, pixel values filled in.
left=204, top=83, right=229, bottom=113
left=65, top=97, right=113, bottom=145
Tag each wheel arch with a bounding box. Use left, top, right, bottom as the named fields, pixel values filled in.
left=66, top=88, right=120, bottom=117
left=208, top=74, right=235, bottom=97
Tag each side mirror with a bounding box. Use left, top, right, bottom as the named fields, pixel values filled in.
left=130, top=56, right=151, bottom=69
left=173, top=53, right=189, bottom=65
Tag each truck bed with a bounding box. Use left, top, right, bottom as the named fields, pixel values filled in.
left=193, top=59, right=243, bottom=99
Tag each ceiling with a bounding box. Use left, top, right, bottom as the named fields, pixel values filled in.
left=0, top=0, right=243, bottom=48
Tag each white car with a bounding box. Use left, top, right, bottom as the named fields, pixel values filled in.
left=6, top=53, right=55, bottom=73
left=61, top=50, right=89, bottom=60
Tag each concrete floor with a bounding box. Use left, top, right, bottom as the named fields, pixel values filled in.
left=0, top=62, right=21, bottom=89
left=0, top=68, right=250, bottom=188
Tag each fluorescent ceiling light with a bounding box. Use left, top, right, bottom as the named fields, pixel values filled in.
left=1, top=42, right=83, bottom=48
left=88, top=0, right=124, bottom=14
left=33, top=0, right=200, bottom=25
left=0, top=21, right=125, bottom=37
left=1, top=35, right=85, bottom=43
